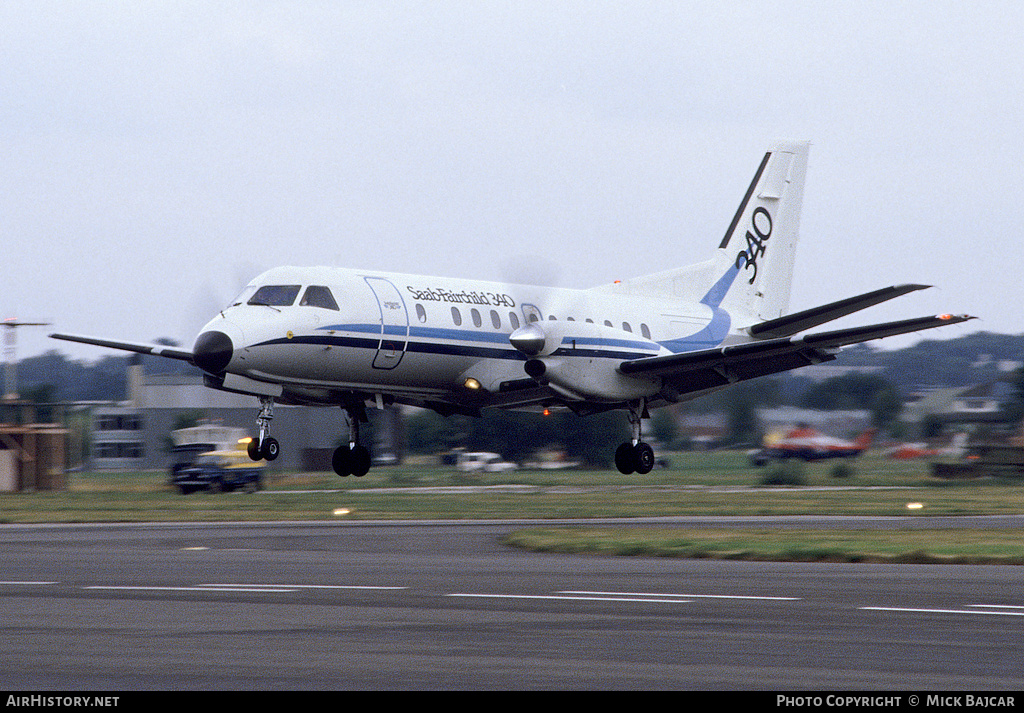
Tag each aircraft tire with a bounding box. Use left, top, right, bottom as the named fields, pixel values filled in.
left=332, top=446, right=352, bottom=477
left=351, top=445, right=371, bottom=477
left=261, top=437, right=280, bottom=461
left=615, top=443, right=637, bottom=474
left=247, top=439, right=262, bottom=461
left=634, top=442, right=655, bottom=474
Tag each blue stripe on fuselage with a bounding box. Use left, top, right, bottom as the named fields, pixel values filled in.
left=699, top=263, right=741, bottom=309
left=249, top=323, right=659, bottom=362
left=657, top=264, right=738, bottom=354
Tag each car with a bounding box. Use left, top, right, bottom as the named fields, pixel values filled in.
left=171, top=449, right=265, bottom=494
left=455, top=452, right=517, bottom=473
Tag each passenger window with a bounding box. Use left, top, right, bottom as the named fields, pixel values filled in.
left=490, top=310, right=501, bottom=329
left=641, top=324, right=651, bottom=339
left=471, top=308, right=482, bottom=328
left=622, top=322, right=632, bottom=333
left=451, top=307, right=463, bottom=326
left=249, top=285, right=301, bottom=307
left=509, top=312, right=521, bottom=330
left=416, top=304, right=427, bottom=323
left=300, top=285, right=340, bottom=311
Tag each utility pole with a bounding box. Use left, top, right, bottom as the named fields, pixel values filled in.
left=2, top=318, right=50, bottom=401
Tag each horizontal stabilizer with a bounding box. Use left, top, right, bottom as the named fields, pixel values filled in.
left=748, top=284, right=930, bottom=339
left=50, top=333, right=194, bottom=362
left=620, top=313, right=975, bottom=379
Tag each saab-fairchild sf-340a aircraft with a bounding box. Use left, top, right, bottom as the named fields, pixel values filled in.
left=52, top=141, right=973, bottom=476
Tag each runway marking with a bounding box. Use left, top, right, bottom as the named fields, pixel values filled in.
left=861, top=606, right=1024, bottom=617
left=199, top=583, right=408, bottom=590
left=82, top=583, right=408, bottom=594
left=448, top=592, right=693, bottom=604
left=0, top=581, right=58, bottom=585
left=560, top=590, right=801, bottom=601
left=84, top=585, right=298, bottom=593
left=968, top=604, right=1024, bottom=610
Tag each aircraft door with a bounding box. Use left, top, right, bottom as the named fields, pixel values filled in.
left=521, top=303, right=543, bottom=323
left=364, top=277, right=409, bottom=369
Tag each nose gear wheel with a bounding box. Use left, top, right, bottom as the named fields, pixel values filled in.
left=248, top=397, right=279, bottom=462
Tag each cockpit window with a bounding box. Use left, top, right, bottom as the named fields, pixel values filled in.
left=300, top=285, right=340, bottom=311
left=248, top=285, right=301, bottom=307
left=229, top=286, right=257, bottom=307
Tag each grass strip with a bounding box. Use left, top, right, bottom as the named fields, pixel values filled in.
left=2, top=452, right=1024, bottom=524
left=500, top=527, right=1024, bottom=564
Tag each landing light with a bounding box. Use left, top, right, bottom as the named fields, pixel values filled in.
left=464, top=378, right=481, bottom=390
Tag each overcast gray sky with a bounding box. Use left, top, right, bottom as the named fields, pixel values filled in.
left=3, top=1, right=1021, bottom=361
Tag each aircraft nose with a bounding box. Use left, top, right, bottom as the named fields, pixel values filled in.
left=192, top=330, right=234, bottom=374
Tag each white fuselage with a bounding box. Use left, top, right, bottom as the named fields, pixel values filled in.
left=196, top=265, right=739, bottom=409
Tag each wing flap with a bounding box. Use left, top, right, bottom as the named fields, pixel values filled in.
left=620, top=314, right=975, bottom=384
left=50, top=333, right=194, bottom=362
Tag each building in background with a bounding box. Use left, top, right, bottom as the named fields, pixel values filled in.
left=83, top=362, right=401, bottom=471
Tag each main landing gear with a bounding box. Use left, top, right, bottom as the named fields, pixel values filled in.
left=614, top=399, right=657, bottom=475
left=332, top=407, right=371, bottom=478
left=246, top=396, right=372, bottom=478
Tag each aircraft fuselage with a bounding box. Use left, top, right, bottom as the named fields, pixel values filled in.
left=195, top=265, right=732, bottom=411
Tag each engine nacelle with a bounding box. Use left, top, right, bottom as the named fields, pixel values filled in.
left=510, top=320, right=665, bottom=401
left=524, top=355, right=661, bottom=402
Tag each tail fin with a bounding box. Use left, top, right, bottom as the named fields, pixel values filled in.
left=595, top=140, right=809, bottom=325
left=714, top=140, right=809, bottom=323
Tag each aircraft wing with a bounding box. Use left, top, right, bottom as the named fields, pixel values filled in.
left=619, top=314, right=975, bottom=394
left=50, top=333, right=195, bottom=362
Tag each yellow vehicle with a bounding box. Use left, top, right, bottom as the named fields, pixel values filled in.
left=171, top=445, right=265, bottom=494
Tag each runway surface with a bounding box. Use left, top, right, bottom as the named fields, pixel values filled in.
left=2, top=517, right=1023, bottom=690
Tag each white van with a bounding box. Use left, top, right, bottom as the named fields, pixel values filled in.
left=455, top=452, right=517, bottom=473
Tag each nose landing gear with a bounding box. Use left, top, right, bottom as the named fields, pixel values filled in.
left=247, top=397, right=280, bottom=462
